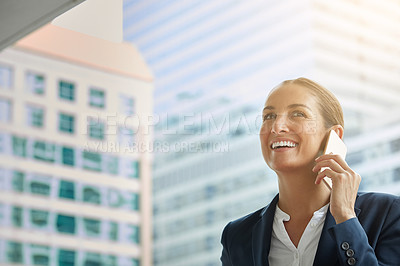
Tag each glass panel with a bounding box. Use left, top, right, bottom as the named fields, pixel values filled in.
left=59, top=180, right=75, bottom=200
left=118, top=126, right=135, bottom=146
left=30, top=244, right=50, bottom=266
left=59, top=81, right=75, bottom=101
left=106, top=156, right=119, bottom=175
left=7, top=241, right=23, bottom=263
left=83, top=186, right=101, bottom=205
left=58, top=249, right=75, bottom=266
left=27, top=105, right=44, bottom=128
left=12, top=206, right=23, bottom=227
left=84, top=252, right=101, bottom=266
left=82, top=151, right=102, bottom=172
left=109, top=221, right=118, bottom=241
left=30, top=209, right=49, bottom=227
left=33, top=254, right=49, bottom=266
left=26, top=72, right=45, bottom=95
left=120, top=94, right=135, bottom=115
left=0, top=65, right=13, bottom=89
left=12, top=136, right=27, bottom=157
left=12, top=170, right=25, bottom=192
left=62, top=146, right=75, bottom=166
left=0, top=98, right=12, bottom=122
left=131, top=193, right=140, bottom=211
left=107, top=189, right=124, bottom=208
left=130, top=225, right=140, bottom=244
left=56, top=214, right=76, bottom=234
left=132, top=258, right=140, bottom=266
left=89, top=88, right=105, bottom=108
left=83, top=218, right=101, bottom=237
left=88, top=118, right=105, bottom=140
left=59, top=113, right=75, bottom=134
left=33, top=141, right=55, bottom=162
left=30, top=181, right=50, bottom=196
left=128, top=161, right=139, bottom=178
left=105, top=255, right=117, bottom=266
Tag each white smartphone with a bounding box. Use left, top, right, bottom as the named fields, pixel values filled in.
left=320, top=130, right=347, bottom=190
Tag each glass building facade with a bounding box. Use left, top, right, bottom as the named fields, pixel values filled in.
left=123, top=0, right=400, bottom=265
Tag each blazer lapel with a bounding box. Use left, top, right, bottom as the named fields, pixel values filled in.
left=313, top=205, right=362, bottom=266
left=252, top=194, right=279, bottom=266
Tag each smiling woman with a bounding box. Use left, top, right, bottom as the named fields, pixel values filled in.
left=220, top=77, right=400, bottom=266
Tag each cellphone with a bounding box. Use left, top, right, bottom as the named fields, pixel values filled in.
left=320, top=130, right=347, bottom=190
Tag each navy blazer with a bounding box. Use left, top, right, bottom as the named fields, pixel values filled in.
left=221, top=192, right=400, bottom=265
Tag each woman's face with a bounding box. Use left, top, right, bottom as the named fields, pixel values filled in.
left=260, top=83, right=328, bottom=173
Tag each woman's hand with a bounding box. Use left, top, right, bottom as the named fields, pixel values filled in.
left=313, top=154, right=361, bottom=224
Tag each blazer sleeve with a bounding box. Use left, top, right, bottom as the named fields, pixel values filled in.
left=328, top=197, right=400, bottom=266
left=220, top=222, right=234, bottom=266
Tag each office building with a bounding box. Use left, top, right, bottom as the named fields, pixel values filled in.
left=0, top=24, right=153, bottom=265
left=123, top=0, right=400, bottom=265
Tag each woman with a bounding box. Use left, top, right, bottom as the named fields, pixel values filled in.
left=220, top=78, right=400, bottom=265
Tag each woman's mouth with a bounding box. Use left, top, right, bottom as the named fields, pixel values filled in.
left=271, top=140, right=298, bottom=150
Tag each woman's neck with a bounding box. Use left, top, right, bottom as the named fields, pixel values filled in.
left=276, top=169, right=330, bottom=219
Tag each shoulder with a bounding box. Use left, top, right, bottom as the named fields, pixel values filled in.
left=223, top=206, right=266, bottom=236
left=356, top=191, right=399, bottom=207
left=356, top=192, right=400, bottom=220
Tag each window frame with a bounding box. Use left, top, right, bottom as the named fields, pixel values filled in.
left=58, top=80, right=75, bottom=102
left=26, top=71, right=45, bottom=95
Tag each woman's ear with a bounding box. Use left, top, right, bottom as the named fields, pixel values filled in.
left=330, top=125, right=344, bottom=139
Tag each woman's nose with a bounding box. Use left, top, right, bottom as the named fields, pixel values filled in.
left=271, top=115, right=289, bottom=134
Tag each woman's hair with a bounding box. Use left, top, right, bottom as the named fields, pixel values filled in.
left=277, top=77, right=344, bottom=129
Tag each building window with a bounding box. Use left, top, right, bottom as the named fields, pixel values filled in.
left=30, top=244, right=50, bottom=266
left=58, top=249, right=75, bottom=266
left=7, top=241, right=23, bottom=263
left=107, top=189, right=124, bottom=208
left=12, top=171, right=25, bottom=192
left=118, top=126, right=135, bottom=146
left=12, top=206, right=23, bottom=227
left=0, top=98, right=12, bottom=122
left=0, top=64, right=13, bottom=89
left=56, top=214, right=76, bottom=234
left=30, top=179, right=51, bottom=196
left=30, top=209, right=49, bottom=228
left=26, top=72, right=45, bottom=95
left=59, top=80, right=75, bottom=101
left=84, top=252, right=102, bottom=266
left=120, top=94, right=135, bottom=115
left=59, top=180, right=75, bottom=200
left=12, top=136, right=27, bottom=157
left=83, top=218, right=101, bottom=237
left=59, top=113, right=75, bottom=134
left=83, top=186, right=101, bottom=205
left=26, top=104, right=44, bottom=128
left=89, top=88, right=105, bottom=108
left=109, top=222, right=118, bottom=241
left=127, top=161, right=139, bottom=178
left=105, top=155, right=119, bottom=175
left=82, top=151, right=102, bottom=172
left=33, top=141, right=55, bottom=162
left=132, top=258, right=140, bottom=266
left=62, top=146, right=75, bottom=166
left=129, top=225, right=140, bottom=244
left=88, top=118, right=105, bottom=140
left=131, top=193, right=140, bottom=211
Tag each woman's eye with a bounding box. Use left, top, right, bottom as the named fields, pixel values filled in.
left=263, top=113, right=276, bottom=121
left=292, top=111, right=306, bottom=118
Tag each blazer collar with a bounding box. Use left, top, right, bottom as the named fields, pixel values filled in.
left=251, top=194, right=279, bottom=266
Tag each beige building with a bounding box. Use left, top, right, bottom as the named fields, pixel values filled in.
left=0, top=24, right=153, bottom=266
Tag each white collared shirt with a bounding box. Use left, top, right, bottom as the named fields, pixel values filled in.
left=268, top=204, right=329, bottom=266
